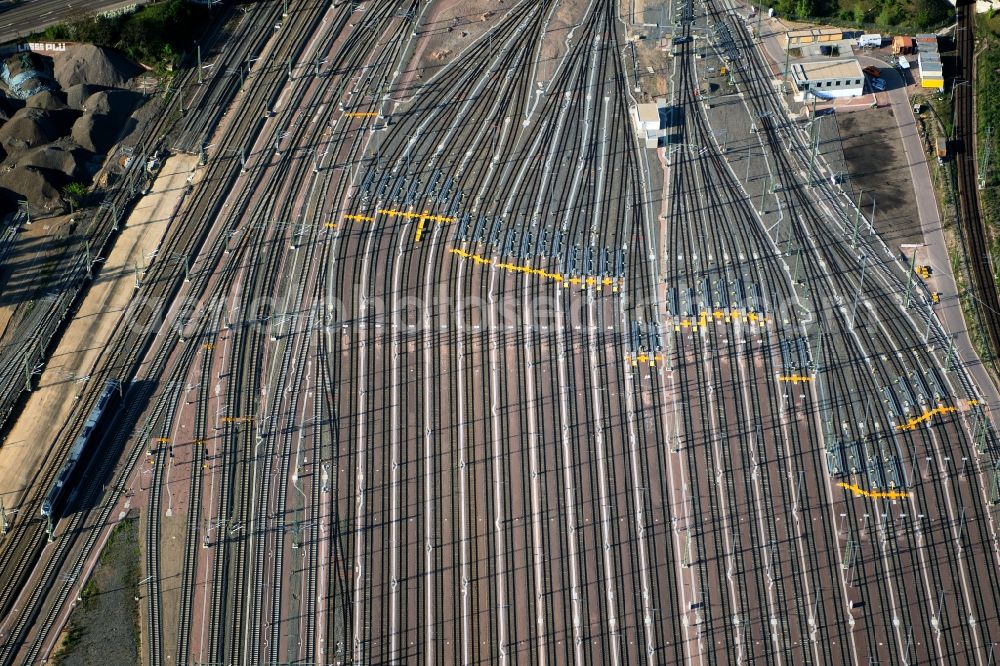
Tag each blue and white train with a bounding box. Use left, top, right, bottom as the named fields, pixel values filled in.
left=40, top=379, right=122, bottom=518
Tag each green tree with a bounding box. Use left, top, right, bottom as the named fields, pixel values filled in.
left=62, top=182, right=87, bottom=212
left=914, top=0, right=952, bottom=28
left=876, top=4, right=903, bottom=25
left=775, top=0, right=796, bottom=16
left=31, top=0, right=206, bottom=71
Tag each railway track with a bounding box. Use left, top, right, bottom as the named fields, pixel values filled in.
left=8, top=0, right=1000, bottom=662
left=173, top=351, right=209, bottom=666
left=0, top=0, right=279, bottom=629
left=663, top=3, right=840, bottom=658
left=0, top=1, right=344, bottom=660
left=0, top=0, right=257, bottom=445
left=953, top=0, right=1000, bottom=368
left=323, top=1, right=680, bottom=661
left=168, top=3, right=411, bottom=662
left=699, top=0, right=1000, bottom=660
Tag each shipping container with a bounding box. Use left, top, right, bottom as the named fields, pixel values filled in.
left=936, top=137, right=948, bottom=163
left=892, top=36, right=915, bottom=54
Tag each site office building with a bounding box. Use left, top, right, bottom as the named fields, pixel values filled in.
left=791, top=59, right=865, bottom=99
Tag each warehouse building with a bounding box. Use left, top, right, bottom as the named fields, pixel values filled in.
left=791, top=59, right=865, bottom=99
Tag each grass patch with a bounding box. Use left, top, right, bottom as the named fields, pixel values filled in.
left=51, top=624, right=85, bottom=666
left=927, top=92, right=954, bottom=138
left=34, top=0, right=207, bottom=73
left=50, top=515, right=141, bottom=666
left=80, top=579, right=98, bottom=601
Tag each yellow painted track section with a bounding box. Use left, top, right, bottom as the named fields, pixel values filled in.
left=895, top=405, right=958, bottom=431
left=838, top=482, right=911, bottom=501
left=449, top=248, right=621, bottom=288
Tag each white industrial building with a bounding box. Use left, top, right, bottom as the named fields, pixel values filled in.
left=791, top=59, right=865, bottom=99
left=630, top=103, right=665, bottom=149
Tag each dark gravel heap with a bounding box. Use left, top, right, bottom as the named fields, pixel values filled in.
left=0, top=44, right=145, bottom=215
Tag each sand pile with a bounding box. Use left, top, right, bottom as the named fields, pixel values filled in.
left=0, top=103, right=14, bottom=125
left=71, top=113, right=119, bottom=153
left=15, top=144, right=86, bottom=180
left=0, top=92, right=24, bottom=118
left=0, top=108, right=68, bottom=155
left=0, top=45, right=145, bottom=213
left=69, top=90, right=139, bottom=153
left=82, top=89, right=141, bottom=122
left=0, top=166, right=62, bottom=212
left=53, top=45, right=142, bottom=89
left=64, top=83, right=108, bottom=110
left=25, top=90, right=68, bottom=111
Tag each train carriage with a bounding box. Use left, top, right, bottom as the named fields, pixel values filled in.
left=40, top=379, right=122, bottom=518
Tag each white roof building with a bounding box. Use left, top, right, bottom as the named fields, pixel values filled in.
left=791, top=59, right=865, bottom=99
left=631, top=103, right=665, bottom=148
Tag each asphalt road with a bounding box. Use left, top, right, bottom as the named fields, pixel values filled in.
left=0, top=0, right=149, bottom=44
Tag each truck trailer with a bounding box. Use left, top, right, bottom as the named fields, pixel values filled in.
left=857, top=34, right=882, bottom=48
left=936, top=137, right=948, bottom=164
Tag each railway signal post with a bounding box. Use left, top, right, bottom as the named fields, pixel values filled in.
left=17, top=200, right=30, bottom=226
left=904, top=250, right=917, bottom=309
left=851, top=189, right=863, bottom=247
left=979, top=126, right=992, bottom=190
left=808, top=117, right=821, bottom=184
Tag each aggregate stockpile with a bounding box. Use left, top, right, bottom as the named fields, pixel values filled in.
left=0, top=44, right=143, bottom=216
